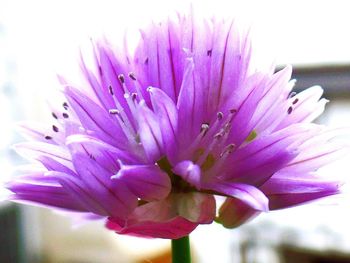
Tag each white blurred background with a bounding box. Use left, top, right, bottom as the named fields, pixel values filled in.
left=1, top=0, right=350, bottom=262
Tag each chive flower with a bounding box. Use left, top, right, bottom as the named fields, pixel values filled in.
left=7, top=12, right=346, bottom=239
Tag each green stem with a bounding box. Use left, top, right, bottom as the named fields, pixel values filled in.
left=171, top=235, right=191, bottom=263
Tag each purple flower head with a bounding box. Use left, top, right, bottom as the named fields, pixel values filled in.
left=6, top=12, right=347, bottom=239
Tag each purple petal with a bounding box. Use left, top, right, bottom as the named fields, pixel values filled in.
left=209, top=20, right=252, bottom=112
left=261, top=175, right=341, bottom=194
left=176, top=59, right=198, bottom=147
left=6, top=174, right=86, bottom=212
left=17, top=122, right=61, bottom=145
left=95, top=43, right=131, bottom=111
left=112, top=164, right=171, bottom=201
left=64, top=86, right=127, bottom=149
left=148, top=87, right=179, bottom=162
left=150, top=22, right=178, bottom=100
left=71, top=154, right=138, bottom=218
left=14, top=142, right=74, bottom=171
left=222, top=125, right=314, bottom=185
left=226, top=83, right=265, bottom=147
left=208, top=182, right=269, bottom=212
left=62, top=120, right=82, bottom=137
left=207, top=20, right=235, bottom=111
left=173, top=160, right=202, bottom=189
left=134, top=22, right=179, bottom=101
left=276, top=86, right=326, bottom=130
left=175, top=58, right=208, bottom=150
left=136, top=101, right=164, bottom=162
left=66, top=134, right=143, bottom=166
left=38, top=156, right=75, bottom=175
left=268, top=187, right=340, bottom=210
left=49, top=171, right=109, bottom=215
left=79, top=45, right=115, bottom=112
left=284, top=144, right=349, bottom=174
left=251, top=66, right=293, bottom=133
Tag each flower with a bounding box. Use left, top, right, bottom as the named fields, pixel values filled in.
left=6, top=12, right=347, bottom=239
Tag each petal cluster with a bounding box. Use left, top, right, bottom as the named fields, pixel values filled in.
left=7, top=13, right=346, bottom=239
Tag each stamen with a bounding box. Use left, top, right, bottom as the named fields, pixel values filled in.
left=223, top=122, right=231, bottom=133
left=187, top=123, right=210, bottom=156
left=217, top=112, right=224, bottom=120
left=118, top=74, right=131, bottom=95
left=220, top=143, right=236, bottom=157
left=110, top=110, right=123, bottom=123
left=88, top=153, right=96, bottom=160
left=109, top=108, right=136, bottom=142
left=118, top=74, right=125, bottom=84
left=108, top=85, right=114, bottom=95
left=209, top=143, right=236, bottom=175
left=196, top=132, right=223, bottom=165
left=189, top=110, right=231, bottom=156
left=128, top=72, right=137, bottom=81
left=200, top=123, right=210, bottom=135
left=63, top=102, right=69, bottom=110
left=124, top=92, right=138, bottom=118
left=288, top=92, right=297, bottom=98
left=45, top=135, right=52, bottom=140
left=207, top=109, right=236, bottom=154
left=109, top=109, right=120, bottom=115
left=118, top=74, right=139, bottom=119
left=52, top=125, right=59, bottom=132
left=108, top=85, right=136, bottom=136
left=62, top=113, right=69, bottom=118
left=131, top=93, right=137, bottom=101
left=203, top=112, right=226, bottom=139
left=129, top=72, right=145, bottom=101
left=287, top=106, right=293, bottom=114
left=292, top=98, right=299, bottom=104
left=214, top=131, right=224, bottom=140
left=52, top=112, right=58, bottom=119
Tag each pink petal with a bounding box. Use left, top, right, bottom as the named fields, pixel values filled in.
left=174, top=192, right=216, bottom=224
left=106, top=216, right=197, bottom=239
left=218, top=197, right=260, bottom=228
left=107, top=197, right=198, bottom=239
left=112, top=164, right=171, bottom=201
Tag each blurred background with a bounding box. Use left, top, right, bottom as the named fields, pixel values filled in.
left=1, top=0, right=350, bottom=262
